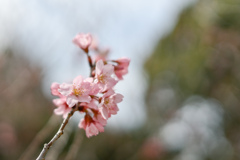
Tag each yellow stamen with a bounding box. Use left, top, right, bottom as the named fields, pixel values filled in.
left=104, top=98, right=110, bottom=105
left=98, top=74, right=106, bottom=84
left=73, top=87, right=84, bottom=96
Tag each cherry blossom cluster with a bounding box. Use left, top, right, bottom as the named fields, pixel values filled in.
left=50, top=33, right=130, bottom=138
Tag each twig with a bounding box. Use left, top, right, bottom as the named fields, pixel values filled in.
left=36, top=106, right=77, bottom=160
left=87, top=53, right=94, bottom=77
left=46, top=122, right=73, bottom=160
left=19, top=114, right=60, bottom=160
left=36, top=49, right=94, bottom=160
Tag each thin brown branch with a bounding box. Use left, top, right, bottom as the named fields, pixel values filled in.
left=36, top=106, right=77, bottom=160
left=19, top=114, right=60, bottom=160
left=87, top=53, right=94, bottom=77
left=46, top=122, right=73, bottom=160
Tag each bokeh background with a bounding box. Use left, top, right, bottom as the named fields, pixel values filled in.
left=1, top=0, right=240, bottom=159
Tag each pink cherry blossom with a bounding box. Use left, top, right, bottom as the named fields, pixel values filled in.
left=84, top=77, right=100, bottom=95
left=89, top=36, right=98, bottom=50
left=93, top=48, right=109, bottom=62
left=94, top=54, right=106, bottom=63
left=81, top=99, right=98, bottom=110
left=53, top=97, right=71, bottom=118
left=95, top=60, right=118, bottom=92
left=58, top=76, right=92, bottom=108
left=73, top=33, right=92, bottom=52
left=48, top=33, right=130, bottom=140
left=51, top=82, right=62, bottom=97
left=78, top=114, right=106, bottom=138
left=114, top=57, right=130, bottom=80
left=93, top=111, right=107, bottom=126
left=99, top=89, right=123, bottom=119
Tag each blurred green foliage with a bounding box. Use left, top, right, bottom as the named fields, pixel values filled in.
left=145, top=0, right=240, bottom=98
left=145, top=0, right=240, bottom=159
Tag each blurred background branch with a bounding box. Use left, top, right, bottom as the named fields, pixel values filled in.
left=18, top=115, right=60, bottom=160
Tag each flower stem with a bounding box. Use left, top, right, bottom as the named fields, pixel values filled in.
left=36, top=106, right=77, bottom=160
left=87, top=53, right=94, bottom=77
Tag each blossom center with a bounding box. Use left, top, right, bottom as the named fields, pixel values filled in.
left=73, top=87, right=84, bottom=96
left=104, top=98, right=110, bottom=106
left=98, top=74, right=106, bottom=84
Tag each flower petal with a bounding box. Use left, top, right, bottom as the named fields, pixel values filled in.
left=66, top=96, right=78, bottom=108
left=76, top=95, right=91, bottom=103
left=73, top=75, right=83, bottom=86
left=86, top=123, right=99, bottom=138
left=95, top=123, right=104, bottom=132
left=96, top=60, right=104, bottom=75
left=114, top=93, right=124, bottom=103
left=59, top=83, right=72, bottom=96
left=100, top=107, right=109, bottom=119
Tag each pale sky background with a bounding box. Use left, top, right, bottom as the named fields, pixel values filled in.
left=0, top=0, right=197, bottom=131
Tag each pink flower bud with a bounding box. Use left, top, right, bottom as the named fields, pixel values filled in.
left=114, top=57, right=130, bottom=80
left=73, top=33, right=92, bottom=53
left=51, top=82, right=62, bottom=97
left=93, top=48, right=110, bottom=62
left=53, top=97, right=71, bottom=118
left=95, top=60, right=118, bottom=92
left=78, top=113, right=106, bottom=138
